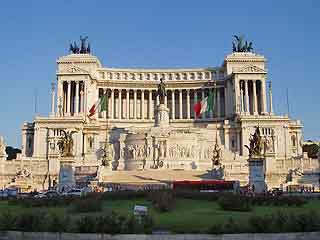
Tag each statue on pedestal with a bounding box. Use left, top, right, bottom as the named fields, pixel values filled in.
left=57, top=130, right=76, bottom=157
left=245, top=127, right=263, bottom=157
left=157, top=78, right=166, bottom=104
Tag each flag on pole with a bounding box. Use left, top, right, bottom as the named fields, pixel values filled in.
left=193, top=89, right=215, bottom=118
left=88, top=94, right=108, bottom=118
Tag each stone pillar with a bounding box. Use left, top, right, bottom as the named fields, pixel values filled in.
left=111, top=89, right=114, bottom=119
left=269, top=82, right=273, bottom=115
left=186, top=89, right=190, bottom=119
left=234, top=78, right=240, bottom=114
left=224, top=124, right=230, bottom=150
left=217, top=88, right=221, bottom=118
left=261, top=79, right=267, bottom=114
left=240, top=83, right=243, bottom=114
left=253, top=80, right=258, bottom=115
left=141, top=90, right=145, bottom=119
left=75, top=81, right=79, bottom=115
left=134, top=89, right=137, bottom=119
left=149, top=90, right=152, bottom=120
left=118, top=89, right=122, bottom=119
left=103, top=89, right=107, bottom=119
left=201, top=89, right=205, bottom=119
left=56, top=81, right=62, bottom=116
left=67, top=81, right=71, bottom=116
left=50, top=82, right=55, bottom=117
left=245, top=80, right=249, bottom=114
left=171, top=90, right=175, bottom=120
left=248, top=157, right=267, bottom=193
left=126, top=89, right=130, bottom=119
left=237, top=130, right=241, bottom=153
left=80, top=87, right=84, bottom=114
left=164, top=94, right=167, bottom=107
left=179, top=89, right=183, bottom=119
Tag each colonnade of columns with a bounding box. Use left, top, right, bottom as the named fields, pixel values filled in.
left=59, top=81, right=85, bottom=116
left=238, top=79, right=267, bottom=115
left=98, top=87, right=225, bottom=120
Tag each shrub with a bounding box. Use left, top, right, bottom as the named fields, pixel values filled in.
left=217, top=195, right=252, bottom=212
left=96, top=212, right=124, bottom=234
left=175, top=190, right=221, bottom=201
left=123, top=214, right=153, bottom=234
left=148, top=190, right=176, bottom=212
left=15, top=212, right=44, bottom=232
left=0, top=211, right=16, bottom=231
left=75, top=216, right=97, bottom=233
left=208, top=223, right=224, bottom=234
left=101, top=190, right=147, bottom=201
left=70, top=198, right=102, bottom=213
left=46, top=214, right=70, bottom=233
left=247, top=211, right=320, bottom=233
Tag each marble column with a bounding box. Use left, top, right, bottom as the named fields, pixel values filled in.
left=111, top=89, right=114, bottom=119
left=141, top=90, right=145, bottom=119
left=235, top=78, right=240, bottom=114
left=149, top=90, right=152, bottom=119
left=253, top=80, right=258, bottom=115
left=179, top=89, right=183, bottom=119
left=261, top=80, right=267, bottom=114
left=74, top=81, right=79, bottom=115
left=240, top=83, right=243, bottom=114
left=56, top=81, right=62, bottom=116
left=103, top=89, right=107, bottom=119
left=164, top=94, right=167, bottom=107
left=224, top=83, right=229, bottom=117
left=171, top=90, right=175, bottom=119
left=245, top=80, right=249, bottom=114
left=269, top=82, right=273, bottom=115
left=118, top=89, right=122, bottom=119
left=80, top=88, right=84, bottom=114
left=186, top=89, right=190, bottom=119
left=134, top=89, right=137, bottom=119
left=126, top=89, right=130, bottom=119
left=217, top=88, right=221, bottom=118
left=50, top=83, right=55, bottom=117
left=201, top=89, right=205, bottom=119
left=67, top=81, right=71, bottom=116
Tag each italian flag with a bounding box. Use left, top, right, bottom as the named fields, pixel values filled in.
left=193, top=90, right=215, bottom=118
left=88, top=94, right=108, bottom=118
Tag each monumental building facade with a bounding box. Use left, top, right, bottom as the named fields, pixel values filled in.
left=0, top=41, right=319, bottom=191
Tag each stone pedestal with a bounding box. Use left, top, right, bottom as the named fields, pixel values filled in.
left=248, top=156, right=267, bottom=193
left=155, top=104, right=169, bottom=127
left=58, top=157, right=75, bottom=192
left=97, top=165, right=113, bottom=182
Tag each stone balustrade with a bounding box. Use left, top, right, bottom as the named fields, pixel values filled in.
left=98, top=69, right=226, bottom=81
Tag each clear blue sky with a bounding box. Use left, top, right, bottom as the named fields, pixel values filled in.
left=0, top=1, right=319, bottom=146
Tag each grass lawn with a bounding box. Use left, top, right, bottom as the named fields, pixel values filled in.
left=0, top=198, right=319, bottom=233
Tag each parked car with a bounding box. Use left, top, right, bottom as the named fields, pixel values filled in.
left=34, top=190, right=60, bottom=198
left=0, top=190, right=8, bottom=198
left=5, top=188, right=18, bottom=197
left=62, top=188, right=83, bottom=197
